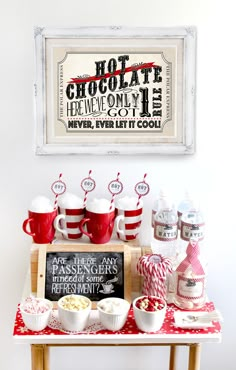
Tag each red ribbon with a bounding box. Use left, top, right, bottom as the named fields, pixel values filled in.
left=176, top=239, right=205, bottom=275
left=68, top=62, right=159, bottom=84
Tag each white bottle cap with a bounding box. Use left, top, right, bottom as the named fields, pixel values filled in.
left=189, top=199, right=200, bottom=211
left=159, top=189, right=167, bottom=198
left=184, top=190, right=192, bottom=200
left=161, top=198, right=172, bottom=210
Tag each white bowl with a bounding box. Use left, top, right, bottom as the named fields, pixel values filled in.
left=97, top=297, right=130, bottom=331
left=58, top=294, right=91, bottom=332
left=133, top=296, right=167, bottom=333
left=20, top=298, right=53, bottom=331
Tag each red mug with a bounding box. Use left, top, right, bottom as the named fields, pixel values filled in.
left=22, top=210, right=57, bottom=244
left=79, top=209, right=116, bottom=244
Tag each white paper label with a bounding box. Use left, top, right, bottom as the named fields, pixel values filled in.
left=177, top=275, right=205, bottom=300
left=180, top=222, right=205, bottom=241
left=154, top=222, right=178, bottom=241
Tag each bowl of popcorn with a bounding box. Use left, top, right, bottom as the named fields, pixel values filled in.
left=97, top=297, right=130, bottom=331
left=133, top=295, right=167, bottom=333
left=58, top=294, right=91, bottom=332
left=20, top=296, right=53, bottom=331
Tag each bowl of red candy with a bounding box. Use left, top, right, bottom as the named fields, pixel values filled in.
left=133, top=295, right=167, bottom=333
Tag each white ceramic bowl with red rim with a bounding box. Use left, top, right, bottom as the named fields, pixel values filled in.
left=58, top=294, right=91, bottom=332
left=133, top=295, right=167, bottom=333
left=97, top=297, right=130, bottom=331
left=20, top=298, right=53, bottom=331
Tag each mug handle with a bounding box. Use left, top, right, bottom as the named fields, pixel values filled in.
left=79, top=218, right=92, bottom=239
left=22, top=218, right=35, bottom=237
left=54, top=214, right=67, bottom=237
left=115, top=215, right=125, bottom=238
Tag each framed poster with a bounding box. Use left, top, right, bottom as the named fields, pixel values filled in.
left=34, top=26, right=196, bottom=155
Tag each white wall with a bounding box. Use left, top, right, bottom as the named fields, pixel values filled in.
left=0, top=0, right=234, bottom=369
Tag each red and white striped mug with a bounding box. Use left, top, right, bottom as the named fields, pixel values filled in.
left=54, top=193, right=85, bottom=240
left=115, top=196, right=143, bottom=241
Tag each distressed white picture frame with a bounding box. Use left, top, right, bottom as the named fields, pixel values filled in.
left=34, top=26, right=196, bottom=155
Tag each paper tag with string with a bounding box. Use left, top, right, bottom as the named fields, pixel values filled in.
left=51, top=174, right=66, bottom=209
left=108, top=172, right=123, bottom=211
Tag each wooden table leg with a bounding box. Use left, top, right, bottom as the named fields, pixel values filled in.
left=31, top=344, right=50, bottom=370
left=44, top=344, right=50, bottom=370
left=169, top=345, right=177, bottom=370
left=188, top=344, right=201, bottom=370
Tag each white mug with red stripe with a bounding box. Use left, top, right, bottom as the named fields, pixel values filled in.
left=54, top=193, right=85, bottom=240
left=115, top=196, right=143, bottom=241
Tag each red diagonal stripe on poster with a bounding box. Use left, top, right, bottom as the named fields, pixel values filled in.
left=68, top=62, right=159, bottom=84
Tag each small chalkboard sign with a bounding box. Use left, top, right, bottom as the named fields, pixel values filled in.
left=37, top=244, right=131, bottom=308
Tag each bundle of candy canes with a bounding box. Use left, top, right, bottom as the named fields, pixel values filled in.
left=137, top=254, right=172, bottom=300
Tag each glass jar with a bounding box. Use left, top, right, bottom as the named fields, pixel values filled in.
left=173, top=238, right=207, bottom=310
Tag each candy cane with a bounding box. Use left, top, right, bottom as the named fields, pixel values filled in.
left=153, top=255, right=172, bottom=298
left=137, top=254, right=172, bottom=299
left=137, top=259, right=149, bottom=295
left=137, top=255, right=150, bottom=295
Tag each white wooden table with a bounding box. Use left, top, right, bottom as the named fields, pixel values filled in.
left=13, top=302, right=222, bottom=370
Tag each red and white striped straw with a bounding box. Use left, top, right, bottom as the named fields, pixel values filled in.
left=83, top=170, right=92, bottom=207
left=136, top=173, right=147, bottom=208
left=54, top=173, right=62, bottom=210
left=109, top=172, right=120, bottom=211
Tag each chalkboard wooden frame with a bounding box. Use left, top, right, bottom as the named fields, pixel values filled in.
left=37, top=244, right=131, bottom=308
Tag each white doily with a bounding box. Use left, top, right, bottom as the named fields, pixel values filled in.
left=48, top=309, right=105, bottom=334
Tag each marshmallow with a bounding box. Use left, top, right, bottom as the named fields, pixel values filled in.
left=58, top=193, right=84, bottom=209
left=86, top=198, right=114, bottom=213
left=98, top=298, right=128, bottom=314
left=115, top=196, right=143, bottom=210
left=30, top=196, right=54, bottom=213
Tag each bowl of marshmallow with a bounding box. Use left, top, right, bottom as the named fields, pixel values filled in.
left=97, top=297, right=130, bottom=331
